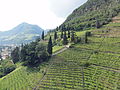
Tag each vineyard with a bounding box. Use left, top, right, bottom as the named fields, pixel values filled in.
left=36, top=47, right=120, bottom=89
left=1, top=22, right=120, bottom=89
left=0, top=62, right=50, bottom=90
left=34, top=23, right=120, bottom=89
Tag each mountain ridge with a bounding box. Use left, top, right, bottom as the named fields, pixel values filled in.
left=0, top=22, right=44, bottom=45
left=61, top=0, right=120, bottom=30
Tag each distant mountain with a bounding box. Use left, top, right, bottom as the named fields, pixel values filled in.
left=0, top=22, right=45, bottom=45
left=61, top=0, right=120, bottom=30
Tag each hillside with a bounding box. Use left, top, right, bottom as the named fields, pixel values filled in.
left=2, top=0, right=120, bottom=89
left=61, top=0, right=120, bottom=30
left=0, top=22, right=44, bottom=45
left=1, top=22, right=120, bottom=89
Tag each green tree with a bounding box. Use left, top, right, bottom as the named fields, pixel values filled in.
left=26, top=42, right=37, bottom=66
left=11, top=47, right=20, bottom=63
left=47, top=36, right=53, bottom=55
left=85, top=32, right=88, bottom=43
left=71, top=31, right=75, bottom=42
left=86, top=32, right=92, bottom=36
left=96, top=20, right=101, bottom=28
left=0, top=53, right=2, bottom=61
left=68, top=30, right=70, bottom=38
left=54, top=31, right=57, bottom=40
left=61, top=31, right=63, bottom=39
left=35, top=43, right=49, bottom=63
left=56, top=27, right=59, bottom=31
left=63, top=31, right=68, bottom=45
left=20, top=45, right=28, bottom=61
left=20, top=41, right=49, bottom=66
left=42, top=31, right=44, bottom=40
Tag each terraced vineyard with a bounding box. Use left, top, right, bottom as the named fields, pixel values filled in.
left=0, top=63, right=49, bottom=90
left=1, top=22, right=120, bottom=89
left=33, top=23, right=120, bottom=89
left=35, top=47, right=120, bottom=89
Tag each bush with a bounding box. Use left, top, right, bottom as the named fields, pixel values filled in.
left=0, top=60, right=16, bottom=78
left=21, top=42, right=50, bottom=67
left=86, top=32, right=92, bottom=36
left=83, top=62, right=91, bottom=67
left=69, top=45, right=74, bottom=48
left=93, top=51, right=99, bottom=54
left=4, top=65, right=16, bottom=74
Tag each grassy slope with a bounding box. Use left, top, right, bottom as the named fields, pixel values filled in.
left=35, top=23, right=120, bottom=89
left=0, top=44, right=64, bottom=90
left=53, top=46, right=64, bottom=53
left=1, top=22, right=120, bottom=89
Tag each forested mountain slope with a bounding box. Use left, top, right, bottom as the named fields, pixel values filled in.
left=62, top=0, right=120, bottom=30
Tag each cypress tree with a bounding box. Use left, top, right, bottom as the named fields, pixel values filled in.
left=61, top=31, right=63, bottom=39
left=62, top=25, right=66, bottom=31
left=47, top=36, right=53, bottom=55
left=85, top=32, right=88, bottom=43
left=68, top=30, right=70, bottom=38
left=20, top=45, right=27, bottom=61
left=54, top=31, right=57, bottom=40
left=56, top=27, right=59, bottom=31
left=11, top=47, right=20, bottom=63
left=42, top=31, right=44, bottom=40
left=0, top=53, right=2, bottom=61
left=71, top=31, right=75, bottom=42
left=63, top=31, right=68, bottom=45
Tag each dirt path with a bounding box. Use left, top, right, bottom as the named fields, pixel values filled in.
left=52, top=45, right=70, bottom=56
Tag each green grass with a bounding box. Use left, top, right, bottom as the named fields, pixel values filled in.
left=105, top=22, right=120, bottom=27
left=45, top=32, right=61, bottom=40
left=53, top=46, right=64, bottom=53
left=76, top=29, right=94, bottom=37
left=75, top=37, right=120, bottom=53
left=0, top=62, right=50, bottom=90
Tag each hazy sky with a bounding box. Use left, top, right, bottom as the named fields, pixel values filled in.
left=0, top=0, right=87, bottom=31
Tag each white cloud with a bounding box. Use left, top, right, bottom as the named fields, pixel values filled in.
left=0, top=0, right=87, bottom=31
left=48, top=0, right=87, bottom=18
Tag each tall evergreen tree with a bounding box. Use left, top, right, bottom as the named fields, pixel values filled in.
left=85, top=32, right=88, bottom=43
left=62, top=25, right=66, bottom=31
left=54, top=31, right=57, bottom=40
left=26, top=42, right=37, bottom=66
left=63, top=31, right=68, bottom=45
left=47, top=36, right=53, bottom=55
left=71, top=31, right=75, bottom=42
left=0, top=53, right=2, bottom=60
left=42, top=31, right=44, bottom=40
left=20, top=45, right=27, bottom=61
left=56, top=27, right=59, bottom=31
left=68, top=30, right=70, bottom=38
left=11, top=47, right=20, bottom=63
left=61, top=31, right=63, bottom=39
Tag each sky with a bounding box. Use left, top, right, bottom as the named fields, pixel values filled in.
left=0, top=0, right=87, bottom=31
